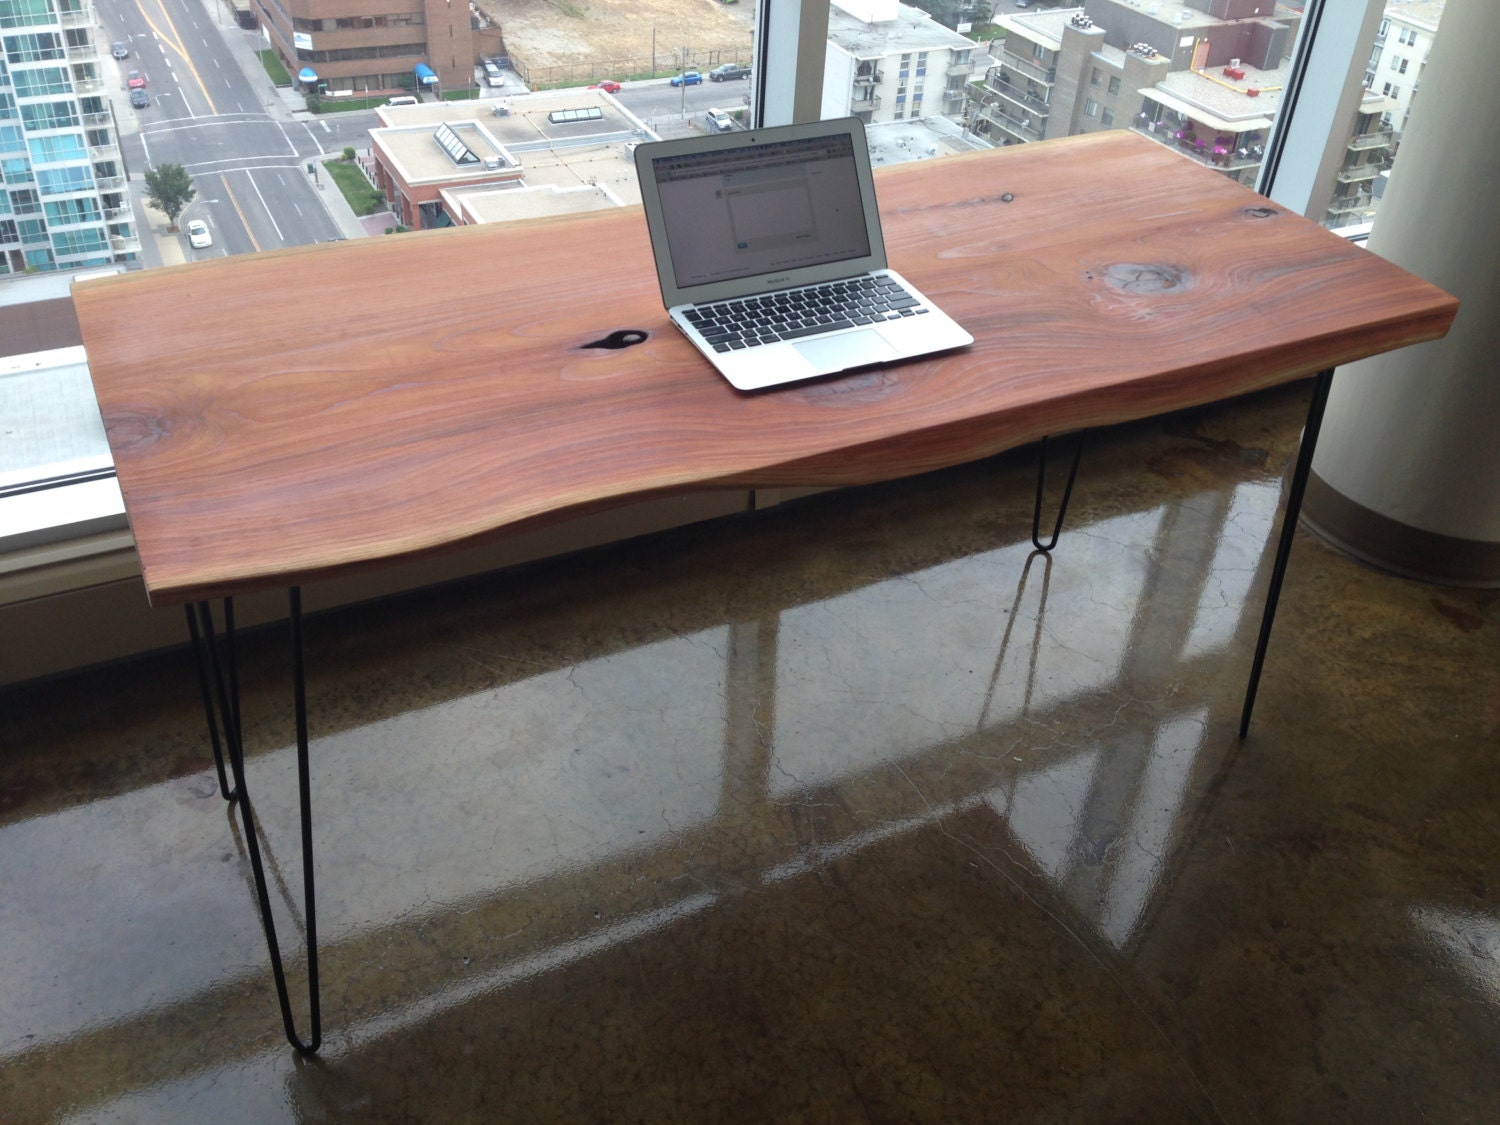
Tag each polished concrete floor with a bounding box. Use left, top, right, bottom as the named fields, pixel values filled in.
left=4, top=381, right=1499, bottom=1123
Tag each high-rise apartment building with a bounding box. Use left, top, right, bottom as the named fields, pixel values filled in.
left=0, top=0, right=139, bottom=276
left=825, top=0, right=979, bottom=125
left=1367, top=0, right=1442, bottom=136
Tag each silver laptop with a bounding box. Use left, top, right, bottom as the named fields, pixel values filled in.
left=634, top=117, right=972, bottom=392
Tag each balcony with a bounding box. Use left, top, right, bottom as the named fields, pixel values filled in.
left=976, top=104, right=1043, bottom=143
left=1132, top=125, right=1265, bottom=175
left=853, top=70, right=884, bottom=85
left=1337, top=163, right=1385, bottom=183
left=109, top=232, right=142, bottom=254
left=987, top=78, right=1050, bottom=116
left=852, top=94, right=882, bottom=111
left=95, top=174, right=126, bottom=192
left=998, top=51, right=1056, bottom=87
left=948, top=59, right=975, bottom=78
left=1349, top=129, right=1396, bottom=151
left=1325, top=191, right=1374, bottom=216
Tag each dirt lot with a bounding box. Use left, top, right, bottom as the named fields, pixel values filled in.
left=496, top=0, right=756, bottom=82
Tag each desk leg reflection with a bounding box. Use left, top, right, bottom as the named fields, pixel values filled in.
left=186, top=590, right=322, bottom=1054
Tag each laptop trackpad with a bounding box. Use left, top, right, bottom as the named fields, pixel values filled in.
left=793, top=329, right=898, bottom=373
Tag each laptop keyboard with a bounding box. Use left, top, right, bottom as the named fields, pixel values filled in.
left=683, top=275, right=929, bottom=353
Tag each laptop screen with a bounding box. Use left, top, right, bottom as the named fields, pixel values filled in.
left=648, top=132, right=873, bottom=292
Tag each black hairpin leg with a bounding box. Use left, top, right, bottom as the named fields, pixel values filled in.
left=186, top=590, right=322, bottom=1053
left=1033, top=430, right=1087, bottom=552
left=1239, top=368, right=1335, bottom=738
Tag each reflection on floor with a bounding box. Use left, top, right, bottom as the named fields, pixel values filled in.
left=4, top=381, right=1499, bottom=1122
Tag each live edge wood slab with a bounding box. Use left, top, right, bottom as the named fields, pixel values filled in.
left=75, top=131, right=1456, bottom=607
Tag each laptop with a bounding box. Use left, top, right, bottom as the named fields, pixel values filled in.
left=634, top=116, right=973, bottom=392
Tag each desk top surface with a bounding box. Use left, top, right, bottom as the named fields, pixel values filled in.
left=74, top=131, right=1456, bottom=605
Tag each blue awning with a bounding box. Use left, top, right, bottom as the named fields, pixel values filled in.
left=414, top=63, right=438, bottom=86
left=298, top=67, right=318, bottom=83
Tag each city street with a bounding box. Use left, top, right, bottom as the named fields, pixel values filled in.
left=95, top=0, right=352, bottom=257
left=89, top=0, right=751, bottom=262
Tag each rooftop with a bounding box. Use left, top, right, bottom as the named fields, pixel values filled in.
left=827, top=0, right=976, bottom=58
left=1146, top=58, right=1288, bottom=131
left=374, top=90, right=651, bottom=192
left=1383, top=0, right=1445, bottom=32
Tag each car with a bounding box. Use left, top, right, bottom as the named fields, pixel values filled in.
left=127, top=69, right=146, bottom=90
left=708, top=64, right=749, bottom=82
left=129, top=87, right=149, bottom=108
left=111, top=41, right=129, bottom=59
left=185, top=220, right=212, bottom=249
left=669, top=70, right=703, bottom=87
left=589, top=79, right=622, bottom=93
left=704, top=107, right=733, bottom=132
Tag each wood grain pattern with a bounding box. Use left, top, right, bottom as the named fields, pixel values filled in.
left=74, top=131, right=1457, bottom=606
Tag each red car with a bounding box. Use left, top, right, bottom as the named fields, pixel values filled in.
left=589, top=80, right=622, bottom=93
left=127, top=69, right=147, bottom=90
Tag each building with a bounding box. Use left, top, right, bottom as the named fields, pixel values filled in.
left=1368, top=0, right=1442, bottom=135
left=254, top=0, right=474, bottom=97
left=368, top=91, right=651, bottom=230
left=971, top=0, right=1397, bottom=226
left=0, top=0, right=140, bottom=276
left=825, top=0, right=979, bottom=124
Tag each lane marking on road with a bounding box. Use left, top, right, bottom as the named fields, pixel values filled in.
left=222, top=178, right=262, bottom=253
left=242, top=168, right=287, bottom=244
left=136, top=0, right=220, bottom=116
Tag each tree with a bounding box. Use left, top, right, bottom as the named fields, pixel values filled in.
left=144, top=163, right=195, bottom=231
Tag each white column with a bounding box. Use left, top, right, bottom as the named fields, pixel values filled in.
left=1303, top=0, right=1500, bottom=585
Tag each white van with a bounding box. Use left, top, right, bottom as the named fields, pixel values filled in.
left=483, top=61, right=504, bottom=87
left=386, top=95, right=418, bottom=106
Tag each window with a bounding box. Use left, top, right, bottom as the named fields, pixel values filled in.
left=21, top=100, right=80, bottom=131
left=3, top=31, right=65, bottom=62
left=0, top=0, right=57, bottom=28
left=1090, top=67, right=1101, bottom=87
left=45, top=196, right=102, bottom=226
left=1397, top=58, right=1407, bottom=74
left=0, top=0, right=1463, bottom=674
left=1084, top=98, right=1097, bottom=118
left=27, top=132, right=87, bottom=165
left=11, top=65, right=70, bottom=96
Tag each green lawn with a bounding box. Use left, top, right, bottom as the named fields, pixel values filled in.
left=323, top=159, right=387, bottom=217
left=258, top=49, right=291, bottom=86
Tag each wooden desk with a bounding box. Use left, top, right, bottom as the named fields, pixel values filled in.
left=76, top=132, right=1452, bottom=607
left=73, top=131, right=1457, bottom=1052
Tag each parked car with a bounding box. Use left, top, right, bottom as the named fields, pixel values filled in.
left=185, top=220, right=212, bottom=249
left=129, top=88, right=149, bottom=108
left=589, top=79, right=622, bottom=93
left=709, top=64, right=750, bottom=82
left=111, top=41, right=129, bottom=59
left=670, top=70, right=703, bottom=87
left=127, top=69, right=146, bottom=89
left=704, top=107, right=733, bottom=132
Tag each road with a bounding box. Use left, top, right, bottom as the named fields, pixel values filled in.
left=95, top=0, right=356, bottom=258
